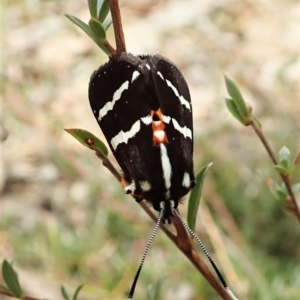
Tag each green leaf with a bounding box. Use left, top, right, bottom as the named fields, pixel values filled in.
left=103, top=15, right=112, bottom=31
left=65, top=14, right=95, bottom=39
left=187, top=163, right=213, bottom=232
left=98, top=0, right=110, bottom=23
left=88, top=0, right=98, bottom=18
left=89, top=18, right=106, bottom=39
left=61, top=285, right=70, bottom=300
left=65, top=128, right=108, bottom=156
left=272, top=182, right=288, bottom=200
left=153, top=277, right=166, bottom=300
left=292, top=182, right=300, bottom=194
left=146, top=277, right=166, bottom=300
left=146, top=285, right=153, bottom=300
left=278, top=146, right=291, bottom=166
left=253, top=115, right=262, bottom=128
left=96, top=0, right=104, bottom=16
left=65, top=14, right=111, bottom=55
left=0, top=283, right=10, bottom=293
left=224, top=76, right=249, bottom=119
left=2, top=260, right=22, bottom=298
left=225, top=98, right=246, bottom=125
left=72, top=284, right=84, bottom=300
left=274, top=165, right=289, bottom=176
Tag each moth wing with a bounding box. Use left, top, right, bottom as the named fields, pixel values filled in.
left=88, top=54, right=163, bottom=191
left=149, top=54, right=195, bottom=190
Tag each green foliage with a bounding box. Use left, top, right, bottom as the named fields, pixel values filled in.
left=274, top=146, right=295, bottom=176
left=146, top=277, right=166, bottom=300
left=65, top=128, right=109, bottom=156
left=224, top=75, right=251, bottom=124
left=187, top=163, right=213, bottom=232
left=65, top=0, right=112, bottom=54
left=61, top=284, right=84, bottom=300
left=1, top=260, right=23, bottom=298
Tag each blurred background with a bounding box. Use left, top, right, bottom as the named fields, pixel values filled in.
left=1, top=0, right=299, bottom=299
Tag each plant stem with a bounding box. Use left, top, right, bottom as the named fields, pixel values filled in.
left=172, top=216, right=235, bottom=300
left=96, top=149, right=235, bottom=298
left=250, top=119, right=300, bottom=222
left=109, top=0, right=126, bottom=54
left=0, top=290, right=41, bottom=300
left=103, top=39, right=117, bottom=55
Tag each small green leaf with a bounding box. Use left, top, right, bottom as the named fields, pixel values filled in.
left=274, top=165, right=289, bottom=176
left=2, top=260, right=22, bottom=298
left=253, top=115, right=262, bottom=128
left=65, top=14, right=111, bottom=55
left=292, top=182, right=300, bottom=194
left=89, top=18, right=106, bottom=39
left=146, top=277, right=166, bottom=300
left=65, top=14, right=95, bottom=39
left=98, top=0, right=110, bottom=23
left=65, top=128, right=109, bottom=156
left=88, top=0, right=98, bottom=18
left=224, top=76, right=249, bottom=119
left=278, top=146, right=291, bottom=166
left=187, top=163, right=213, bottom=232
left=225, top=98, right=246, bottom=125
left=0, top=283, right=10, bottom=293
left=103, top=15, right=112, bottom=31
left=153, top=277, right=166, bottom=300
left=72, top=284, right=84, bottom=300
left=61, top=285, right=70, bottom=300
left=272, top=182, right=287, bottom=200
left=146, top=285, right=152, bottom=300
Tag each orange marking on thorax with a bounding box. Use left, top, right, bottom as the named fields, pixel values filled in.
left=151, top=109, right=169, bottom=145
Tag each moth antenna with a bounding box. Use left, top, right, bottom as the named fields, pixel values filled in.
left=127, top=205, right=165, bottom=299
left=173, top=209, right=239, bottom=300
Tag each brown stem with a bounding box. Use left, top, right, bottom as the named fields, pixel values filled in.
left=293, top=148, right=300, bottom=166
left=250, top=119, right=278, bottom=165
left=96, top=149, right=235, bottom=298
left=250, top=119, right=300, bottom=222
left=0, top=290, right=41, bottom=300
left=172, top=215, right=234, bottom=299
left=109, top=0, right=126, bottom=54
left=96, top=150, right=121, bottom=181
left=103, top=39, right=117, bottom=56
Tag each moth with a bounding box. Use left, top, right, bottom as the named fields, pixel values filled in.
left=89, top=53, right=195, bottom=223
left=88, top=53, right=238, bottom=300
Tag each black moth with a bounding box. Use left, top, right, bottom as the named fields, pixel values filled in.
left=88, top=53, right=238, bottom=300
left=89, top=53, right=195, bottom=223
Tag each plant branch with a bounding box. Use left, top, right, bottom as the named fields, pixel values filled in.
left=103, top=39, right=117, bottom=56
left=109, top=0, right=126, bottom=54
left=250, top=119, right=300, bottom=222
left=0, top=290, right=41, bottom=300
left=95, top=148, right=235, bottom=298
left=172, top=216, right=235, bottom=300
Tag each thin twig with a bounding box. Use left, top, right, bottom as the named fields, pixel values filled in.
left=103, top=39, right=117, bottom=56
left=109, top=0, right=126, bottom=54
left=250, top=119, right=300, bottom=222
left=96, top=149, right=234, bottom=298
left=0, top=291, right=41, bottom=300
left=172, top=216, right=234, bottom=300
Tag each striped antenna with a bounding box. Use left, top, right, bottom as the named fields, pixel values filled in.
left=127, top=205, right=165, bottom=300
left=173, top=209, right=239, bottom=300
